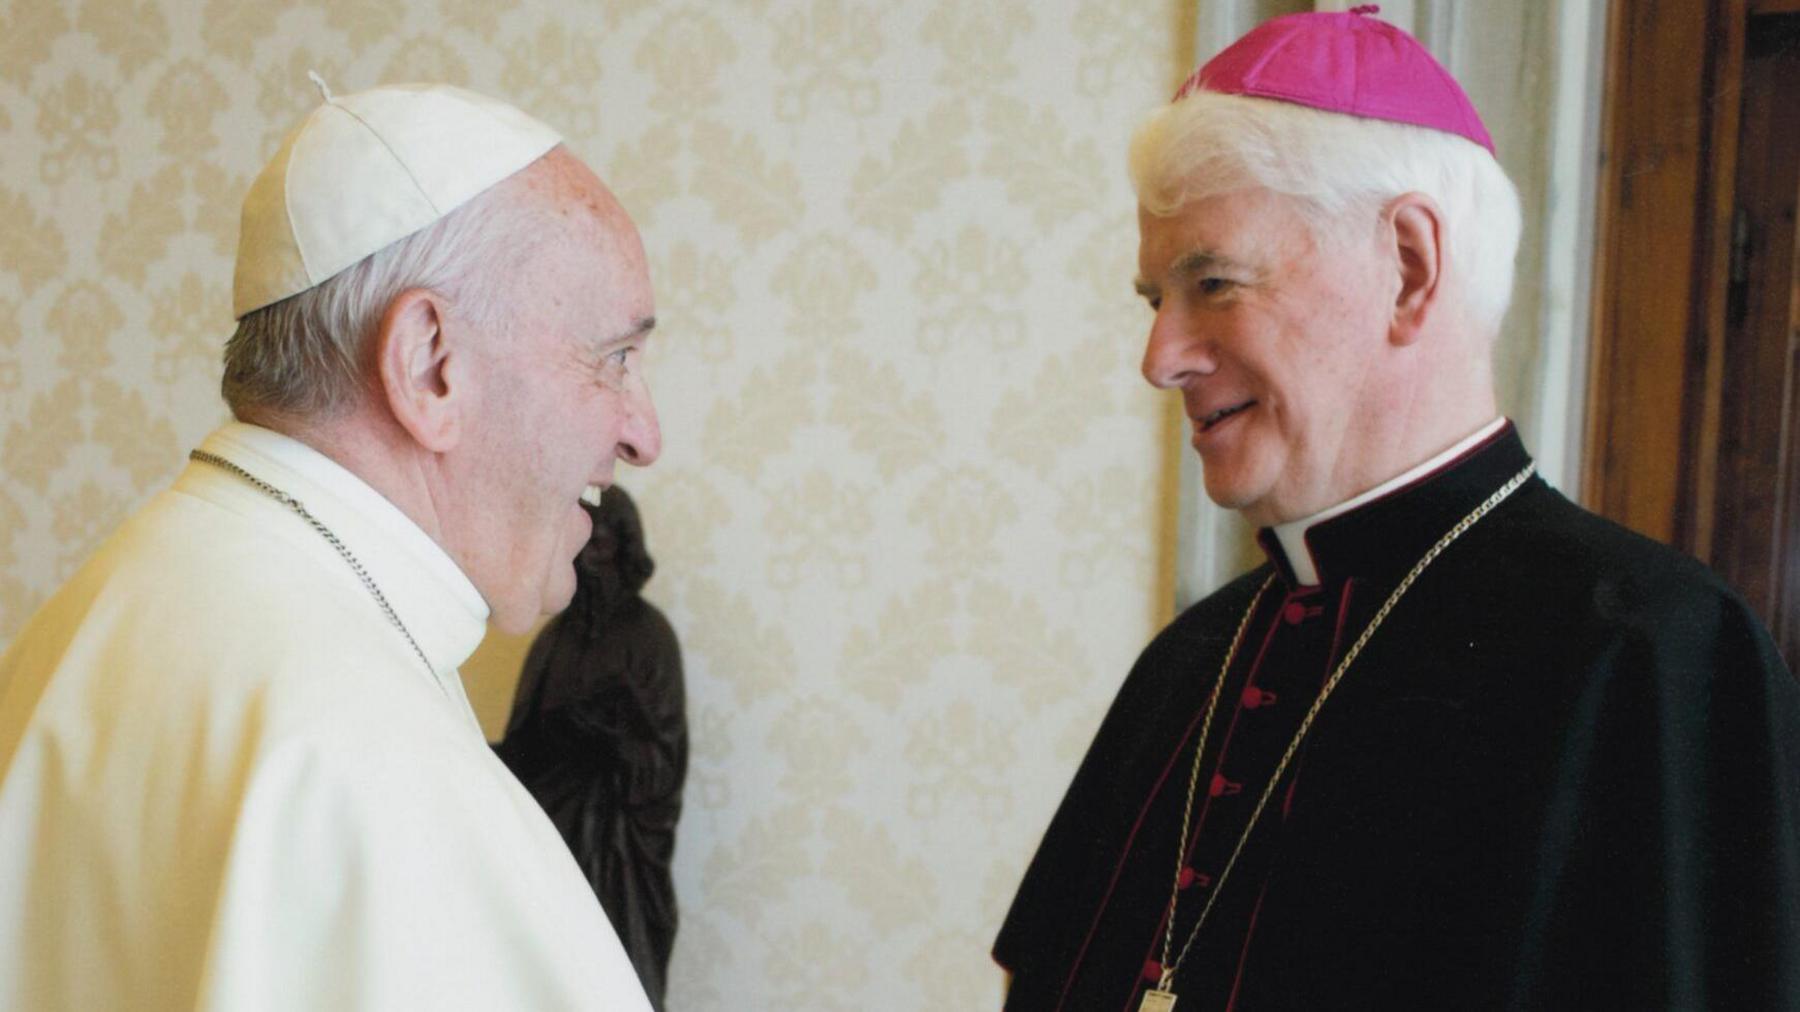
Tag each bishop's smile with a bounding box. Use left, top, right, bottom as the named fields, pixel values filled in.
left=1198, top=399, right=1256, bottom=433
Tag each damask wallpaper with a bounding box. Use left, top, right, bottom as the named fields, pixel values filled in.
left=0, top=1, right=1188, bottom=1007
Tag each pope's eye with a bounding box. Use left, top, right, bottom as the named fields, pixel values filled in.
left=595, top=346, right=635, bottom=390
left=599, top=346, right=633, bottom=374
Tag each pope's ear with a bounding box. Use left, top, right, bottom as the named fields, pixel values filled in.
left=374, top=288, right=464, bottom=453
left=1387, top=192, right=1444, bottom=347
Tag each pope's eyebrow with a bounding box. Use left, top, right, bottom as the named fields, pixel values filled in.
left=603, top=316, right=656, bottom=348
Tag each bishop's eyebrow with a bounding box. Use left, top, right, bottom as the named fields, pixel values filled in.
left=1135, top=249, right=1243, bottom=300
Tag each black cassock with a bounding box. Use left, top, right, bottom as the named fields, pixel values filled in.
left=996, top=425, right=1800, bottom=1010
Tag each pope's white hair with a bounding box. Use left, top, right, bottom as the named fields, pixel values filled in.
left=1128, top=91, right=1522, bottom=336
left=221, top=168, right=542, bottom=420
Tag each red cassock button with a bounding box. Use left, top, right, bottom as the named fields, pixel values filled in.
left=1283, top=601, right=1307, bottom=624
left=1143, top=959, right=1164, bottom=982
left=1241, top=685, right=1277, bottom=709
left=1178, top=867, right=1212, bottom=889
left=1209, top=773, right=1242, bottom=797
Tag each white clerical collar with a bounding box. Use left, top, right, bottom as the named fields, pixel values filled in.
left=1271, top=417, right=1508, bottom=587
left=186, top=422, right=491, bottom=703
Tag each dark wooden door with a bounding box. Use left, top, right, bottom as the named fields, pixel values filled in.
left=1587, top=2, right=1800, bottom=667
left=1711, top=12, right=1800, bottom=661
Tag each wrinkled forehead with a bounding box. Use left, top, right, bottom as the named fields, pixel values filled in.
left=1149, top=191, right=1374, bottom=282
left=529, top=151, right=644, bottom=256
left=516, top=152, right=652, bottom=307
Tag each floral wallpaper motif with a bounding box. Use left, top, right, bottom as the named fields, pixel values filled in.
left=0, top=1, right=1186, bottom=1006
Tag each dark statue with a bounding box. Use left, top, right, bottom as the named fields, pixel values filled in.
left=495, top=487, right=687, bottom=1009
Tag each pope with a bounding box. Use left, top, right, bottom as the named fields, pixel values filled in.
left=0, top=82, right=662, bottom=1009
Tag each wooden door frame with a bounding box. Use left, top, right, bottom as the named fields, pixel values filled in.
left=1583, top=0, right=1746, bottom=558
left=1585, top=0, right=1800, bottom=555
left=1591, top=0, right=1800, bottom=669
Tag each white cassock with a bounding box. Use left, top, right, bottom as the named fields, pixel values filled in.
left=0, top=422, right=653, bottom=1011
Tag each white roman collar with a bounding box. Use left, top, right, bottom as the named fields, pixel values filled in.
left=1270, top=417, right=1508, bottom=587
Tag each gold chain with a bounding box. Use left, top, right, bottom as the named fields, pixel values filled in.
left=1156, top=462, right=1535, bottom=992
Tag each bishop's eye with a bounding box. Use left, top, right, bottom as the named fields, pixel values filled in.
left=1197, top=277, right=1233, bottom=296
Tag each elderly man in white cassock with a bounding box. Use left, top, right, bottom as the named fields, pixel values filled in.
left=0, top=81, right=661, bottom=1009
left=996, top=8, right=1800, bottom=1011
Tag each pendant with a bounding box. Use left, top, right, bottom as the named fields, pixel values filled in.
left=1139, top=989, right=1177, bottom=1012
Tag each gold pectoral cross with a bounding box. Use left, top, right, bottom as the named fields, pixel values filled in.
left=1139, top=987, right=1177, bottom=1012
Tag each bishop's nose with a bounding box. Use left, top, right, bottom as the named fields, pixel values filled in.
left=1141, top=308, right=1218, bottom=390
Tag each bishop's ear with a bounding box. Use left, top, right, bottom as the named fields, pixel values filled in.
left=1387, top=192, right=1444, bottom=346
left=374, top=288, right=464, bottom=453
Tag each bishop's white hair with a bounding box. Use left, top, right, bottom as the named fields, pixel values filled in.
left=1128, top=91, right=1522, bottom=337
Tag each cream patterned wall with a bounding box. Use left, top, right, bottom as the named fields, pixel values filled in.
left=0, top=1, right=1187, bottom=1008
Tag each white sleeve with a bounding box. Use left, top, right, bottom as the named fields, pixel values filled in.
left=196, top=723, right=652, bottom=1012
